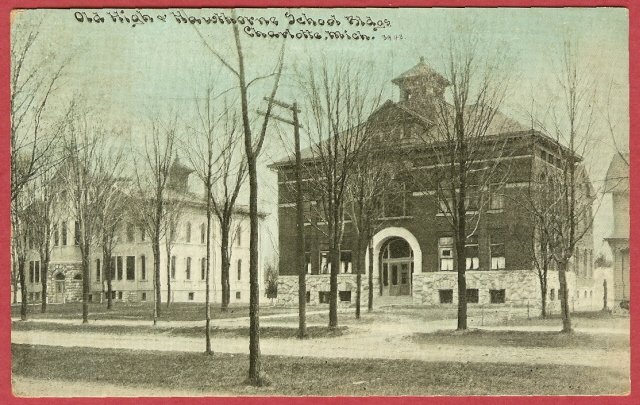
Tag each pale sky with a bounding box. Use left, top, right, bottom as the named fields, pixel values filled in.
left=12, top=7, right=629, bottom=262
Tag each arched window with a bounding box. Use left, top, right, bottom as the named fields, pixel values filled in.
left=200, top=223, right=206, bottom=244
left=186, top=222, right=192, bottom=243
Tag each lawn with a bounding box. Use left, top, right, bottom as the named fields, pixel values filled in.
left=12, top=344, right=630, bottom=396
left=493, top=311, right=630, bottom=330
left=11, top=321, right=347, bottom=339
left=410, top=329, right=629, bottom=350
left=11, top=302, right=296, bottom=322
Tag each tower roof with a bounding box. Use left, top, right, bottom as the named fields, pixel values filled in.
left=391, top=57, right=449, bottom=86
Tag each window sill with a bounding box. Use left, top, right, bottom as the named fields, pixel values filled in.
left=376, top=216, right=414, bottom=221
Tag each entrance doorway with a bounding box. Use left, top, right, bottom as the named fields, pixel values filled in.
left=380, top=238, right=413, bottom=296
left=53, top=272, right=65, bottom=303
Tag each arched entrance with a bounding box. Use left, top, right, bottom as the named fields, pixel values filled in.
left=364, top=227, right=422, bottom=298
left=53, top=272, right=66, bottom=304
left=380, top=238, right=413, bottom=296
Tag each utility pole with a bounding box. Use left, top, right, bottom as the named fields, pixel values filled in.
left=261, top=98, right=307, bottom=338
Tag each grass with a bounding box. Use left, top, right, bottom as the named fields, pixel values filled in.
left=491, top=311, right=630, bottom=330
left=411, top=329, right=629, bottom=350
left=11, top=302, right=296, bottom=322
left=11, top=321, right=347, bottom=339
left=12, top=344, right=629, bottom=396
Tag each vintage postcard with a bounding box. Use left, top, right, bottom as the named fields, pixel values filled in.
left=8, top=5, right=631, bottom=399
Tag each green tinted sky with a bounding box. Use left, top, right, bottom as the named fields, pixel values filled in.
left=12, top=7, right=629, bottom=257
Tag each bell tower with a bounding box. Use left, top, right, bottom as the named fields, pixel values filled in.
left=392, top=57, right=449, bottom=104
left=167, top=157, right=194, bottom=193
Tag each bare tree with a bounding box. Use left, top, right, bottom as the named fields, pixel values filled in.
left=184, top=85, right=246, bottom=353
left=133, top=115, right=178, bottom=324
left=164, top=197, right=184, bottom=308
left=409, top=40, right=511, bottom=330
left=528, top=40, right=598, bottom=332
left=194, top=9, right=285, bottom=384
left=10, top=19, right=71, bottom=316
left=29, top=164, right=61, bottom=313
left=62, top=108, right=124, bottom=323
left=95, top=174, right=128, bottom=310
left=297, top=58, right=384, bottom=328
left=345, top=129, right=398, bottom=317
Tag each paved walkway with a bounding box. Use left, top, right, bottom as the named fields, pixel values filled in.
left=12, top=313, right=629, bottom=371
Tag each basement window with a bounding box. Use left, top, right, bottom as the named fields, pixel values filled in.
left=339, top=291, right=352, bottom=302
left=490, top=289, right=506, bottom=304
left=439, top=289, right=453, bottom=304
left=236, top=291, right=241, bottom=300
left=188, top=292, right=194, bottom=301
left=319, top=291, right=330, bottom=304
left=466, top=289, right=479, bottom=303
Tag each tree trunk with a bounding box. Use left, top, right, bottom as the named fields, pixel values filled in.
left=558, top=260, right=572, bottom=333
left=247, top=157, right=262, bottom=385
left=166, top=247, right=172, bottom=308
left=354, top=234, right=363, bottom=319
left=368, top=240, right=374, bottom=312
left=602, top=279, right=609, bottom=311
left=540, top=285, right=547, bottom=318
left=220, top=230, right=231, bottom=312
left=205, top=187, right=213, bottom=355
left=18, top=257, right=27, bottom=321
left=328, top=245, right=339, bottom=328
left=455, top=236, right=467, bottom=331
left=81, top=246, right=90, bottom=324
left=40, top=260, right=48, bottom=313
left=153, top=239, right=161, bottom=321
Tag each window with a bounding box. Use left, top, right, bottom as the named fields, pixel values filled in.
left=574, top=249, right=581, bottom=275
left=201, top=258, right=206, bottom=280
left=186, top=257, right=192, bottom=280
left=140, top=256, right=146, bottom=280
left=381, top=183, right=409, bottom=218
left=126, top=223, right=135, bottom=243
left=171, top=256, right=176, bottom=279
left=169, top=225, right=176, bottom=242
left=29, top=261, right=35, bottom=283
left=319, top=291, right=330, bottom=304
left=126, top=256, right=135, bottom=280
left=339, top=291, right=352, bottom=302
left=490, top=289, right=506, bottom=304
left=464, top=187, right=480, bottom=212
left=117, top=256, right=123, bottom=280
left=110, top=257, right=116, bottom=280
left=466, top=288, right=479, bottom=303
left=236, top=225, right=242, bottom=247
left=439, top=237, right=454, bottom=271
left=465, top=235, right=479, bottom=270
left=141, top=292, right=147, bottom=301
left=118, top=291, right=123, bottom=300
left=439, top=196, right=453, bottom=215
left=188, top=292, right=194, bottom=301
left=200, top=223, right=206, bottom=244
left=236, top=291, right=241, bottom=300
left=320, top=251, right=331, bottom=274
left=186, top=222, right=192, bottom=243
left=340, top=251, right=352, bottom=274
left=305, top=252, right=312, bottom=274
left=53, top=223, right=59, bottom=246
left=34, top=261, right=40, bottom=283
left=62, top=222, right=68, bottom=245
left=391, top=266, right=398, bottom=285
left=140, top=227, right=146, bottom=241
left=382, top=263, right=389, bottom=286
left=490, top=185, right=504, bottom=210
left=490, top=236, right=506, bottom=270
left=306, top=291, right=311, bottom=303
left=439, top=289, right=453, bottom=304
left=237, top=259, right=242, bottom=280
left=74, top=221, right=80, bottom=245
left=96, top=259, right=101, bottom=282
left=550, top=289, right=555, bottom=301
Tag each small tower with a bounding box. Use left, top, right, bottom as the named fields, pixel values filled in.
left=392, top=57, right=449, bottom=104
left=167, top=156, right=194, bottom=193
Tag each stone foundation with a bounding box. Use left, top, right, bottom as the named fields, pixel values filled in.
left=277, top=274, right=369, bottom=306
left=278, top=270, right=594, bottom=313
